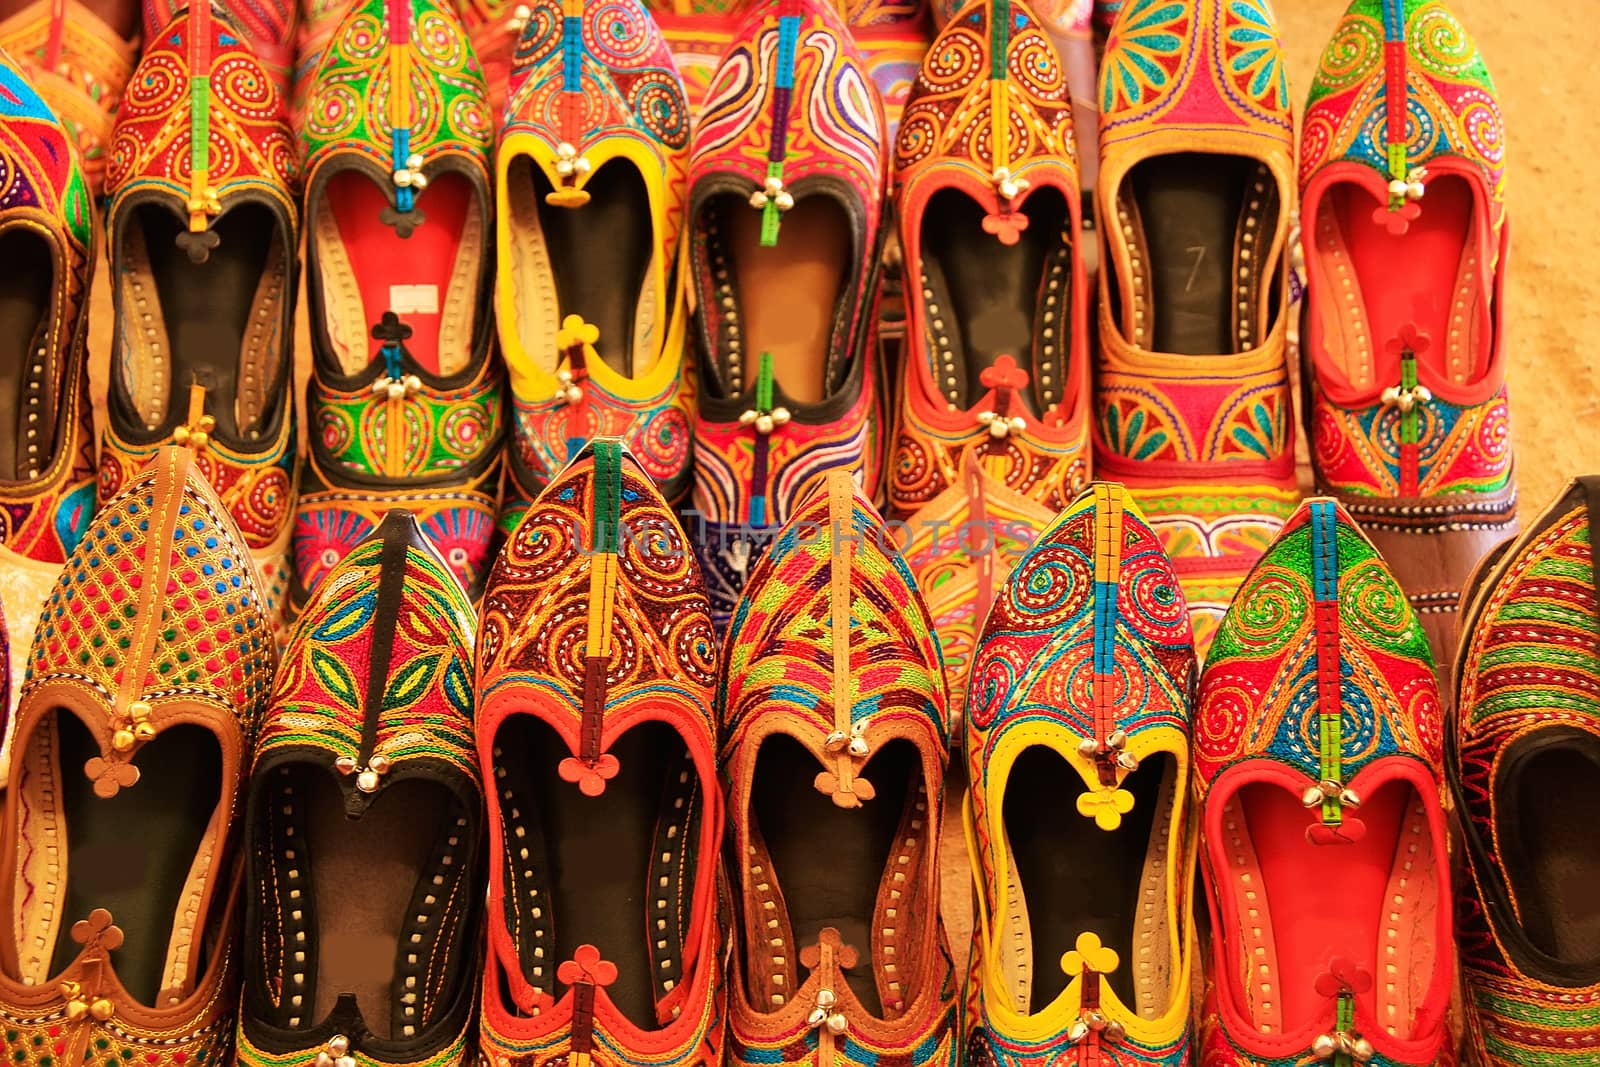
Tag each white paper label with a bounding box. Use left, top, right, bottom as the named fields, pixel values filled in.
left=389, top=284, right=439, bottom=316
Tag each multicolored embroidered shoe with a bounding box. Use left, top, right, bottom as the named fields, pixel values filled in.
left=100, top=2, right=301, bottom=635
left=475, top=439, right=725, bottom=1067
left=719, top=469, right=957, bottom=1067
left=687, top=0, right=888, bottom=628
left=1094, top=0, right=1300, bottom=657
left=0, top=444, right=274, bottom=1067
left=0, top=0, right=137, bottom=194
left=455, top=0, right=520, bottom=115
left=143, top=0, right=297, bottom=103
left=965, top=482, right=1196, bottom=1067
left=0, top=60, right=99, bottom=782
left=1195, top=498, right=1453, bottom=1066
left=1451, top=478, right=1600, bottom=1065
left=889, top=0, right=1090, bottom=522
left=495, top=0, right=694, bottom=528
left=1300, top=0, right=1515, bottom=684
left=238, top=512, right=482, bottom=1067
left=293, top=0, right=503, bottom=609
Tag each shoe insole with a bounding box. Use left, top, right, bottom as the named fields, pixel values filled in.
left=1238, top=779, right=1432, bottom=1036
left=130, top=201, right=282, bottom=441
left=1507, top=746, right=1600, bottom=961
left=0, top=228, right=52, bottom=480
left=750, top=735, right=917, bottom=1015
left=725, top=196, right=849, bottom=406
left=320, top=170, right=475, bottom=377
left=918, top=187, right=1068, bottom=413
left=1327, top=175, right=1480, bottom=390
left=495, top=717, right=684, bottom=1029
left=1001, top=748, right=1167, bottom=1012
left=48, top=713, right=221, bottom=1005
left=1125, top=153, right=1274, bottom=356
left=516, top=158, right=654, bottom=378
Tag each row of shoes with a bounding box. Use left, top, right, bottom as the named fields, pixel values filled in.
left=1, top=434, right=1591, bottom=1067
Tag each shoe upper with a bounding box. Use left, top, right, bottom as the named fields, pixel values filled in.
left=1298, top=0, right=1511, bottom=502
left=890, top=0, right=1089, bottom=519
left=292, top=0, right=504, bottom=608
left=965, top=482, right=1195, bottom=1065
left=1195, top=498, right=1452, bottom=1066
left=475, top=438, right=725, bottom=1067
left=0, top=445, right=274, bottom=1064
left=144, top=0, right=298, bottom=103
left=719, top=469, right=956, bottom=1067
left=1451, top=478, right=1600, bottom=1065
left=239, top=511, right=482, bottom=1067
left=496, top=0, right=695, bottom=505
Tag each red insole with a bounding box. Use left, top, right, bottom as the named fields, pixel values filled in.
left=328, top=170, right=473, bottom=375
left=1238, top=779, right=1422, bottom=1034
left=1332, top=175, right=1479, bottom=387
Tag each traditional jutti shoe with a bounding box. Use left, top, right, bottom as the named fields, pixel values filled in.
left=1094, top=0, right=1300, bottom=658
left=292, top=0, right=502, bottom=609
left=0, top=0, right=137, bottom=195
left=889, top=0, right=1090, bottom=522
left=1195, top=498, right=1453, bottom=1067
left=0, top=444, right=275, bottom=1067
left=1451, top=478, right=1600, bottom=1066
left=1300, top=0, right=1515, bottom=686
left=237, top=512, right=482, bottom=1067
left=719, top=469, right=957, bottom=1067
left=0, top=61, right=99, bottom=783
left=475, top=439, right=725, bottom=1067
left=143, top=0, right=297, bottom=103
left=100, top=2, right=301, bottom=636
left=687, top=0, right=888, bottom=628
left=965, top=483, right=1196, bottom=1067
left=495, top=0, right=693, bottom=530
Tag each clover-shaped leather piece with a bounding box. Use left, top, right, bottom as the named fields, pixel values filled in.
left=556, top=944, right=619, bottom=987
left=1075, top=786, right=1136, bottom=831
left=83, top=755, right=140, bottom=799
left=1060, top=931, right=1119, bottom=978
left=70, top=909, right=125, bottom=952
left=1313, top=957, right=1373, bottom=998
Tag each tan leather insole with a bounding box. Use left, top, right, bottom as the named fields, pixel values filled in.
left=729, top=197, right=849, bottom=405
left=1507, top=745, right=1600, bottom=961
left=0, top=229, right=53, bottom=480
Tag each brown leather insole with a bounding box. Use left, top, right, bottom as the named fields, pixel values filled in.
left=49, top=713, right=221, bottom=1005
left=1002, top=748, right=1168, bottom=1011
left=728, top=196, right=849, bottom=406
left=0, top=228, right=52, bottom=480
left=1506, top=744, right=1600, bottom=961
left=1126, top=153, right=1275, bottom=357
left=750, top=735, right=917, bottom=1015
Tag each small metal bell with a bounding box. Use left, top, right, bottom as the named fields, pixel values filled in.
left=848, top=735, right=869, bottom=757
left=1312, top=1033, right=1338, bottom=1059
left=825, top=730, right=848, bottom=753
left=770, top=407, right=792, bottom=427
left=825, top=1013, right=848, bottom=1035
left=1067, top=1020, right=1089, bottom=1043
left=807, top=1007, right=828, bottom=1028
left=113, top=729, right=137, bottom=752
left=754, top=413, right=774, bottom=434
left=357, top=769, right=380, bottom=793
left=1103, top=1021, right=1126, bottom=1043
left=1387, top=178, right=1408, bottom=200
left=816, top=989, right=835, bottom=1009
left=1078, top=738, right=1102, bottom=758
left=1351, top=1037, right=1375, bottom=1062
left=1115, top=750, right=1140, bottom=771
left=335, top=756, right=357, bottom=775
left=1301, top=784, right=1326, bottom=808
left=369, top=754, right=391, bottom=774
left=1340, top=788, right=1362, bottom=808
left=89, top=999, right=113, bottom=1021
left=1106, top=729, right=1127, bottom=750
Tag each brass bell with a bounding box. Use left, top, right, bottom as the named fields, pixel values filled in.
left=1312, top=1033, right=1338, bottom=1059
left=88, top=999, right=113, bottom=1021
left=112, top=729, right=136, bottom=752
left=825, top=1013, right=848, bottom=1035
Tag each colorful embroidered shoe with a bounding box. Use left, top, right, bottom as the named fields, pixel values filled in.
left=144, top=0, right=297, bottom=104
left=293, top=0, right=503, bottom=609
left=719, top=469, right=957, bottom=1067
left=889, top=0, right=1090, bottom=522
left=687, top=0, right=888, bottom=628
left=495, top=0, right=694, bottom=527
left=0, top=61, right=99, bottom=782
left=1451, top=478, right=1600, bottom=1065
left=454, top=0, right=521, bottom=116
left=475, top=439, right=725, bottom=1067
left=100, top=2, right=301, bottom=635
left=1300, top=0, right=1515, bottom=684
left=0, top=444, right=274, bottom=1067
left=965, top=482, right=1196, bottom=1067
left=0, top=0, right=137, bottom=194
left=238, top=512, right=482, bottom=1067
left=901, top=451, right=1053, bottom=731
left=1195, top=498, right=1453, bottom=1066
left=1094, top=0, right=1300, bottom=657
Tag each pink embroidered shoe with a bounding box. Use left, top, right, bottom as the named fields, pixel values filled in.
left=686, top=0, right=889, bottom=629
left=1094, top=0, right=1300, bottom=657
left=1300, top=0, right=1515, bottom=683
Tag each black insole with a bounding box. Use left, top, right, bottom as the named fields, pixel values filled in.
left=528, top=159, right=652, bottom=378
left=1127, top=153, right=1274, bottom=357
left=1509, top=747, right=1600, bottom=961
left=919, top=186, right=1068, bottom=413
left=136, top=202, right=277, bottom=441
left=496, top=717, right=682, bottom=1028
left=1002, top=748, right=1169, bottom=1011
left=750, top=735, right=918, bottom=1015
left=49, top=713, right=221, bottom=1004
left=0, top=230, right=53, bottom=480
